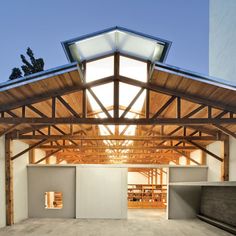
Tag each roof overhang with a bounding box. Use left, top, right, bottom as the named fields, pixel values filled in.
left=61, top=26, right=172, bottom=63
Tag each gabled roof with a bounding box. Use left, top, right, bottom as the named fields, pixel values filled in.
left=61, top=26, right=172, bottom=63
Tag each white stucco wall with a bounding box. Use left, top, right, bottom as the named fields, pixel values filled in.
left=179, top=156, right=187, bottom=165
left=209, top=0, right=236, bottom=83
left=128, top=172, right=148, bottom=184
left=0, top=136, right=6, bottom=227
left=12, top=140, right=29, bottom=223
left=190, top=150, right=202, bottom=165
left=34, top=148, right=46, bottom=164
left=206, top=141, right=221, bottom=181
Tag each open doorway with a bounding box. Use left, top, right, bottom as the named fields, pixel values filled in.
left=127, top=168, right=167, bottom=220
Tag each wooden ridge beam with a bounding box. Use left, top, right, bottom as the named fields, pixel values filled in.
left=16, top=134, right=219, bottom=141
left=37, top=145, right=197, bottom=150
left=1, top=117, right=236, bottom=125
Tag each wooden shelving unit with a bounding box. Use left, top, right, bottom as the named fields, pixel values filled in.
left=128, top=184, right=167, bottom=208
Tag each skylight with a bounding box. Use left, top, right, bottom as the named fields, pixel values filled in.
left=120, top=56, right=147, bottom=82
left=63, top=27, right=171, bottom=63
left=86, top=56, right=114, bottom=82
left=85, top=54, right=147, bottom=160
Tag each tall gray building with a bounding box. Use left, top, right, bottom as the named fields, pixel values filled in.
left=210, top=0, right=236, bottom=83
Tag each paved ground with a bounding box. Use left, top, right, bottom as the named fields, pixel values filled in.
left=0, top=209, right=233, bottom=236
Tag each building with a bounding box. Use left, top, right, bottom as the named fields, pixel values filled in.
left=0, top=25, right=235, bottom=235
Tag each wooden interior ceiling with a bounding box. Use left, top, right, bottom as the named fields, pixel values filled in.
left=1, top=53, right=236, bottom=165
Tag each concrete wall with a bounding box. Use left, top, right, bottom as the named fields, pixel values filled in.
left=209, top=0, right=236, bottom=83
left=200, top=186, right=236, bottom=227
left=167, top=166, right=208, bottom=219
left=168, top=186, right=201, bottom=219
left=28, top=166, right=75, bottom=218
left=0, top=136, right=6, bottom=227
left=169, top=167, right=208, bottom=183
left=128, top=172, right=147, bottom=184
left=76, top=167, right=127, bottom=219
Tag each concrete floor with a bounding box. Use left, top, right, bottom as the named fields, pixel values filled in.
left=0, top=209, right=233, bottom=236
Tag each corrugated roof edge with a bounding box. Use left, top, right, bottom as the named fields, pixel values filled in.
left=155, top=62, right=236, bottom=91
left=0, top=62, right=78, bottom=92
left=61, top=26, right=172, bottom=63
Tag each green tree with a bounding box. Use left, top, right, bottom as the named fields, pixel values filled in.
left=9, top=47, right=45, bottom=80
left=9, top=68, right=22, bottom=80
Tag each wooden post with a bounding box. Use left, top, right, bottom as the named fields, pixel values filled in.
left=29, top=149, right=35, bottom=164
left=221, top=136, right=229, bottom=181
left=5, top=135, right=14, bottom=225
left=201, top=150, right=206, bottom=165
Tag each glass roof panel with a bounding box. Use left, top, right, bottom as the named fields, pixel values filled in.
left=90, top=82, right=114, bottom=110
left=86, top=56, right=114, bottom=82
left=64, top=27, right=169, bottom=63
left=120, top=56, right=147, bottom=82
left=69, top=31, right=116, bottom=61
left=117, top=31, right=164, bottom=61
left=119, top=83, right=140, bottom=109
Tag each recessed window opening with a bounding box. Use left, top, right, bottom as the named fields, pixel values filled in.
left=45, top=192, right=63, bottom=209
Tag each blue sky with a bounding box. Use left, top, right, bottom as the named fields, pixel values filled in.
left=0, top=0, right=209, bottom=82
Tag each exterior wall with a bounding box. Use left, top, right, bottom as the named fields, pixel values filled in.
left=28, top=166, right=76, bottom=218
left=12, top=140, right=29, bottom=223
left=128, top=172, right=147, bottom=184
left=0, top=136, right=6, bottom=227
left=209, top=0, right=236, bottom=83
left=209, top=0, right=236, bottom=181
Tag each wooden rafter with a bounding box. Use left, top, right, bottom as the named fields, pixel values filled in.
left=11, top=139, right=48, bottom=160
left=213, top=124, right=236, bottom=139
left=1, top=117, right=235, bottom=125
left=187, top=140, right=223, bottom=162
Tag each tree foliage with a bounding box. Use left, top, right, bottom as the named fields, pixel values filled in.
left=9, top=47, right=45, bottom=80
left=9, top=68, right=22, bottom=80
